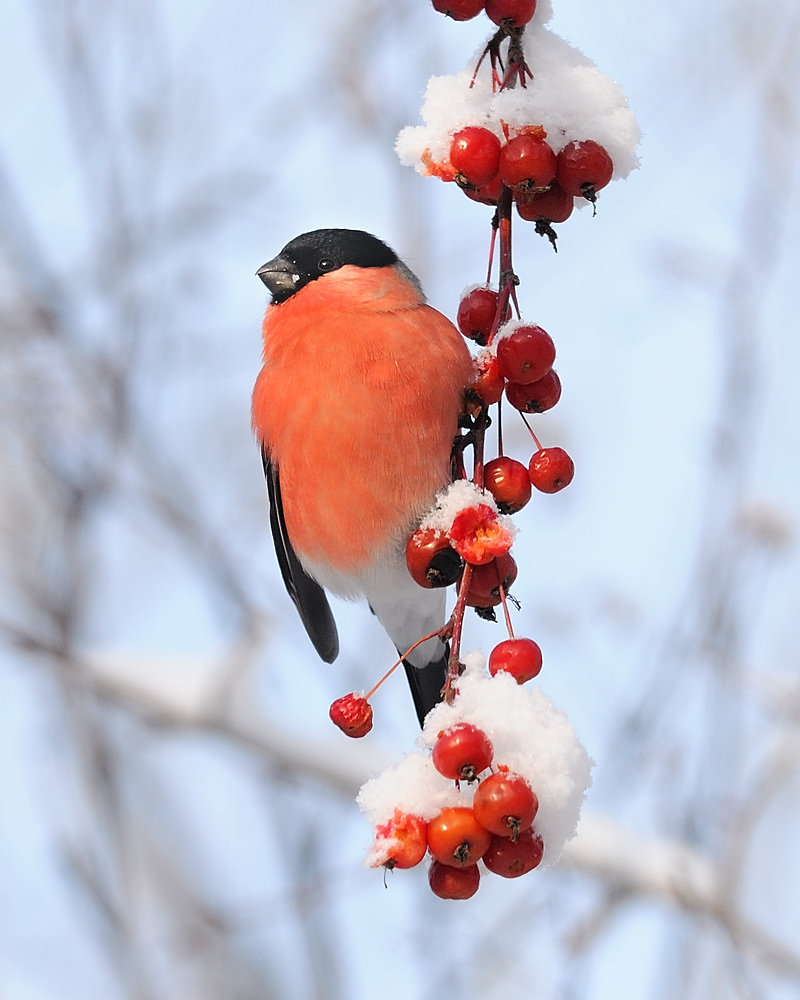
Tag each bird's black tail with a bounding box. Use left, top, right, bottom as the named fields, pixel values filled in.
left=402, top=644, right=450, bottom=727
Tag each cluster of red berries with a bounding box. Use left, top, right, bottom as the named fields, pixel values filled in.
left=431, top=0, right=537, bottom=27
left=427, top=126, right=614, bottom=246
left=370, top=723, right=544, bottom=899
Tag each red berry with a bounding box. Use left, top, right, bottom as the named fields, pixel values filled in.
left=450, top=127, right=501, bottom=188
left=406, top=527, right=464, bottom=589
left=421, top=148, right=457, bottom=182
left=428, top=860, right=480, bottom=899
left=431, top=0, right=485, bottom=18
left=370, top=811, right=428, bottom=869
left=466, top=553, right=518, bottom=606
left=504, top=369, right=562, bottom=413
left=329, top=693, right=373, bottom=738
left=470, top=352, right=506, bottom=407
left=449, top=504, right=513, bottom=566
left=482, top=828, right=544, bottom=877
left=483, top=456, right=532, bottom=514
left=457, top=287, right=499, bottom=346
left=432, top=722, right=494, bottom=781
left=463, top=173, right=503, bottom=206
left=495, top=324, right=555, bottom=385
left=484, top=0, right=537, bottom=27
left=488, top=636, right=543, bottom=683
left=498, top=134, right=556, bottom=190
left=515, top=183, right=574, bottom=223
left=473, top=770, right=538, bottom=840
left=528, top=447, right=574, bottom=493
left=556, top=140, right=613, bottom=203
left=427, top=807, right=492, bottom=867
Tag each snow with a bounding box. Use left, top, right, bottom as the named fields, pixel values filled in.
left=419, top=479, right=516, bottom=544
left=396, top=23, right=639, bottom=184
left=357, top=652, right=593, bottom=867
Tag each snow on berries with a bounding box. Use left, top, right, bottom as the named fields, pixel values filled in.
left=357, top=653, right=594, bottom=894
left=398, top=8, right=639, bottom=242
left=327, top=0, right=633, bottom=903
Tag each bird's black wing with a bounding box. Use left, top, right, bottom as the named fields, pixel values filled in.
left=261, top=448, right=339, bottom=663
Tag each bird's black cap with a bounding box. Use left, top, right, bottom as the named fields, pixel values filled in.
left=257, top=229, right=398, bottom=303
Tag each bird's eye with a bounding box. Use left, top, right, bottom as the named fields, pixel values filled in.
left=317, top=258, right=337, bottom=272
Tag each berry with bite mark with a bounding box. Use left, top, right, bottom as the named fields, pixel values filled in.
left=329, top=693, right=373, bottom=738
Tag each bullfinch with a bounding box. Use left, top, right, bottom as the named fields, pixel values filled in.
left=252, top=229, right=473, bottom=724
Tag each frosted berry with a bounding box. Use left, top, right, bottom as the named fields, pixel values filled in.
left=431, top=0, right=485, bottom=19
left=457, top=287, right=499, bottom=346
left=370, top=811, right=428, bottom=870
left=449, top=504, right=513, bottom=565
left=483, top=456, right=532, bottom=514
left=488, top=636, right=543, bottom=683
left=482, top=828, right=544, bottom=877
left=406, top=527, right=464, bottom=589
left=428, top=860, right=480, bottom=899
left=498, top=134, right=556, bottom=191
left=432, top=722, right=494, bottom=781
left=504, top=369, right=562, bottom=413
left=329, top=693, right=373, bottom=738
left=556, top=140, right=614, bottom=204
left=528, top=447, right=575, bottom=493
left=427, top=807, right=492, bottom=867
left=470, top=352, right=505, bottom=407
left=485, top=0, right=537, bottom=27
left=450, top=127, right=502, bottom=188
left=473, top=769, right=538, bottom=840
left=496, top=324, right=556, bottom=385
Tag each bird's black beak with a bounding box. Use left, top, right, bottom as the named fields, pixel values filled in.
left=257, top=255, right=300, bottom=304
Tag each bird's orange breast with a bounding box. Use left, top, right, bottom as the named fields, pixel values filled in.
left=252, top=265, right=472, bottom=575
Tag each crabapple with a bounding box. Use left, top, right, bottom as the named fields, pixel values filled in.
left=427, top=807, right=492, bottom=867
left=329, top=693, right=373, bottom=738
left=450, top=127, right=501, bottom=188
left=556, top=140, right=614, bottom=204
left=457, top=287, right=499, bottom=346
left=496, top=324, right=555, bottom=385
left=504, top=369, right=562, bottom=413
left=370, top=811, right=428, bottom=869
left=431, top=0, right=485, bottom=19
left=466, top=552, right=518, bottom=605
left=498, top=134, right=556, bottom=190
left=463, top=173, right=503, bottom=206
left=483, top=456, right=532, bottom=513
left=432, top=722, right=494, bottom=781
left=488, top=636, right=543, bottom=683
left=470, top=352, right=506, bottom=407
left=473, top=769, right=538, bottom=840
left=406, top=527, right=464, bottom=589
left=428, top=860, right=481, bottom=899
left=482, top=828, right=544, bottom=877
left=515, top=183, right=574, bottom=224
left=485, top=0, right=537, bottom=27
left=528, top=447, right=575, bottom=493
left=449, top=504, right=513, bottom=565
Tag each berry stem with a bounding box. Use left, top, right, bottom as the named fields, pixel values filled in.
left=519, top=411, right=543, bottom=451
left=364, top=627, right=449, bottom=701
left=497, top=396, right=504, bottom=457
left=498, top=581, right=516, bottom=639
left=444, top=564, right=473, bottom=703
left=486, top=221, right=498, bottom=286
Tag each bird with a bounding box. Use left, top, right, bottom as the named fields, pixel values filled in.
left=252, top=229, right=473, bottom=725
